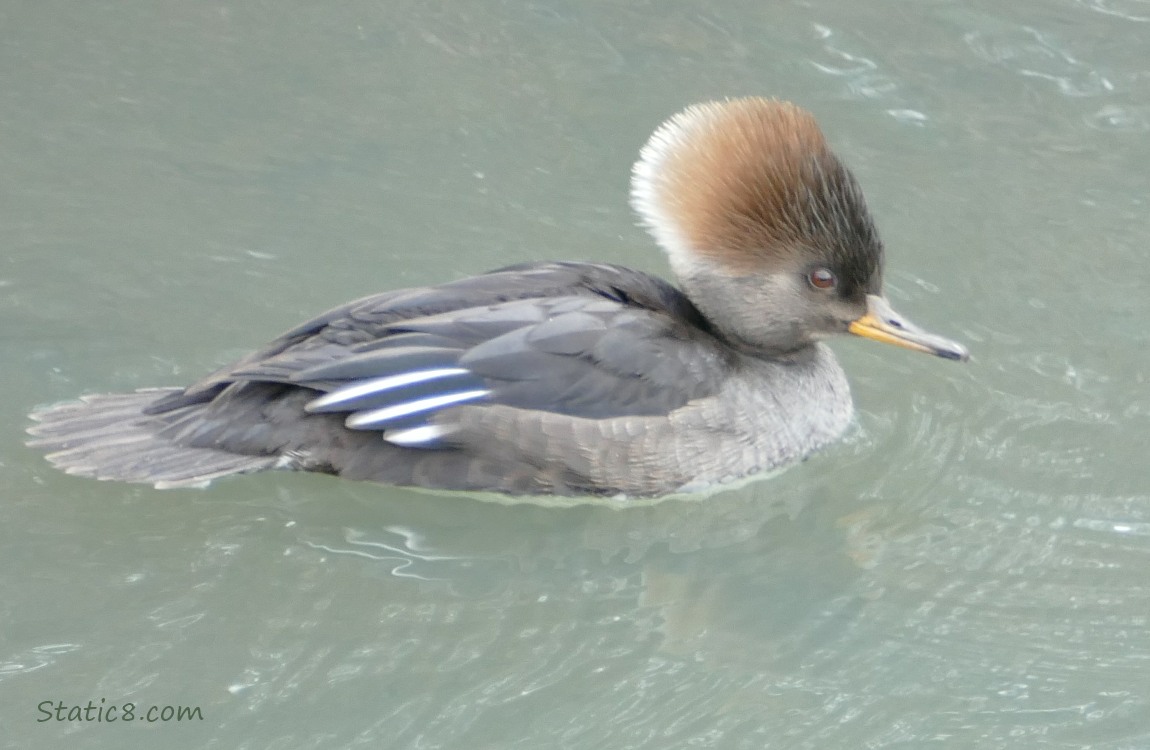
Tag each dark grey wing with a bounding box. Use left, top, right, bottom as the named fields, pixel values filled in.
left=145, top=261, right=713, bottom=412
left=294, top=293, right=732, bottom=449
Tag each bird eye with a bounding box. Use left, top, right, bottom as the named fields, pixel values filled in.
left=808, top=268, right=837, bottom=290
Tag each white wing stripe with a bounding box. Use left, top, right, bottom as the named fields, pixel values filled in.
left=384, top=425, right=452, bottom=447
left=345, top=389, right=490, bottom=428
left=306, top=368, right=470, bottom=412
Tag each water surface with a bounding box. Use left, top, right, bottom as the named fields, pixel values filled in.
left=3, top=1, right=1149, bottom=748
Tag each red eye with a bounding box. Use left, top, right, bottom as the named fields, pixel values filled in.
left=808, top=268, right=837, bottom=290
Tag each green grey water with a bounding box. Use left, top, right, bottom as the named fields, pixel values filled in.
left=3, top=1, right=1149, bottom=747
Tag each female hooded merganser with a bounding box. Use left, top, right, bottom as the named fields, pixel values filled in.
left=27, top=98, right=967, bottom=498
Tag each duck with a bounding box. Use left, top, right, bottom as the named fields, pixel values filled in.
left=27, top=97, right=968, bottom=499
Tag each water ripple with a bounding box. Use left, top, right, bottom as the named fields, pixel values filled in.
left=807, top=23, right=901, bottom=102
left=1085, top=104, right=1150, bottom=132
left=0, top=643, right=82, bottom=683
left=1074, top=0, right=1150, bottom=21
left=964, top=26, right=1114, bottom=96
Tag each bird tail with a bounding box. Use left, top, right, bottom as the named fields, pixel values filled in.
left=26, top=388, right=277, bottom=489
